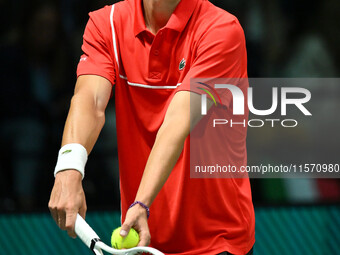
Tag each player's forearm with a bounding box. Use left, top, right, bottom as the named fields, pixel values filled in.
left=61, top=93, right=106, bottom=154
left=135, top=115, right=190, bottom=207
left=60, top=75, right=112, bottom=155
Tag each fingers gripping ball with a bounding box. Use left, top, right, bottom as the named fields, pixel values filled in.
left=111, top=227, right=139, bottom=249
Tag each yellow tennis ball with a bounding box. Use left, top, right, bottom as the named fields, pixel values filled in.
left=111, top=227, right=139, bottom=249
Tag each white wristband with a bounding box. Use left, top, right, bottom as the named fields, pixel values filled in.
left=54, top=143, right=88, bottom=179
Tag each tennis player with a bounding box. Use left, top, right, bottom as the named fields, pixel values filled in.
left=48, top=0, right=255, bottom=254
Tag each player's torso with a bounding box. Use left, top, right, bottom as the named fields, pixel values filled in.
left=108, top=0, right=209, bottom=143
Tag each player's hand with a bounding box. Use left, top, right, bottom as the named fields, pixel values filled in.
left=120, top=204, right=150, bottom=246
left=48, top=170, right=87, bottom=238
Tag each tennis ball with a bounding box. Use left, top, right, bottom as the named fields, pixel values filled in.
left=111, top=227, right=139, bottom=249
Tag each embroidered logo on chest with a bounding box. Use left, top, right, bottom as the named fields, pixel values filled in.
left=179, top=58, right=186, bottom=71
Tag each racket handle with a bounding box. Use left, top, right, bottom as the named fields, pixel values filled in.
left=75, top=213, right=100, bottom=249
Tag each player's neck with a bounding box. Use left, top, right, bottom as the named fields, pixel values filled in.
left=143, top=0, right=181, bottom=35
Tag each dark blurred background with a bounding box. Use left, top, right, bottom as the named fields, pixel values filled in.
left=0, top=1, right=339, bottom=254
left=0, top=0, right=339, bottom=213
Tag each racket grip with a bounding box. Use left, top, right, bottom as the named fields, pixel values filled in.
left=74, top=213, right=100, bottom=249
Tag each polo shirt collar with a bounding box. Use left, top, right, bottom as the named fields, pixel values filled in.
left=134, top=0, right=199, bottom=37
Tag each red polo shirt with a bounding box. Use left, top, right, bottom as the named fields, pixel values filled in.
left=77, top=0, right=255, bottom=254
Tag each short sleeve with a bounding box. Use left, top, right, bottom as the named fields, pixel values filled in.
left=77, top=10, right=116, bottom=85
left=178, top=18, right=248, bottom=107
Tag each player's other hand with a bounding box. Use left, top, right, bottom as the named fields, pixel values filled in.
left=48, top=170, right=87, bottom=238
left=120, top=204, right=151, bottom=247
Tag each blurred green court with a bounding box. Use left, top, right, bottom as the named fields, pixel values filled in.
left=0, top=206, right=339, bottom=255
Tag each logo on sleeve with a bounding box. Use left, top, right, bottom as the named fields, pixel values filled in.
left=80, top=56, right=88, bottom=62
left=179, top=58, right=186, bottom=71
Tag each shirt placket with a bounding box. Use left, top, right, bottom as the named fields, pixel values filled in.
left=148, top=30, right=167, bottom=80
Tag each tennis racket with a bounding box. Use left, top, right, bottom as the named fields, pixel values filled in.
left=75, top=214, right=164, bottom=255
